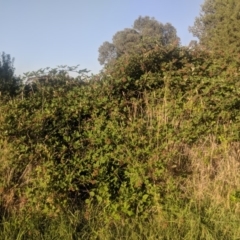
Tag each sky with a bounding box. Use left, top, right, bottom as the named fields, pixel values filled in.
left=0, top=0, right=204, bottom=77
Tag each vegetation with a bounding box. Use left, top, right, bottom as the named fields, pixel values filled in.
left=0, top=52, right=22, bottom=99
left=189, top=0, right=240, bottom=56
left=98, top=16, right=179, bottom=65
left=0, top=4, right=240, bottom=239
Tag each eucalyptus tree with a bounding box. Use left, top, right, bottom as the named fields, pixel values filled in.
left=98, top=16, right=179, bottom=65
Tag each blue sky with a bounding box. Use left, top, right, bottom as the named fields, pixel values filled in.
left=0, top=0, right=204, bottom=77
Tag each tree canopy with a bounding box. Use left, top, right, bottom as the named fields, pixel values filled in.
left=0, top=52, right=22, bottom=98
left=98, top=16, right=179, bottom=65
left=189, top=0, right=240, bottom=56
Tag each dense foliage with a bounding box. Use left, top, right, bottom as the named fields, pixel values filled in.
left=1, top=43, right=239, bottom=216
left=1, top=8, right=240, bottom=238
left=189, top=0, right=240, bottom=56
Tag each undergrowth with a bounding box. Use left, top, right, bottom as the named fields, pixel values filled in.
left=0, top=45, right=240, bottom=239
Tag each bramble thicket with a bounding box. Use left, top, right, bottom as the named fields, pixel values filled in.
left=0, top=1, right=240, bottom=238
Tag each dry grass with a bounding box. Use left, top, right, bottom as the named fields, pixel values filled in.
left=185, top=138, right=240, bottom=208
